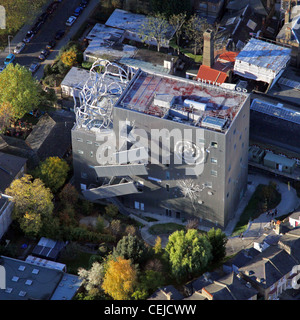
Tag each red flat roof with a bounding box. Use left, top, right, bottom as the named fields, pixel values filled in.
left=218, top=51, right=239, bottom=63
left=196, top=65, right=228, bottom=85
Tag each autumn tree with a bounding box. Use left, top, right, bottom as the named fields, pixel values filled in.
left=166, top=229, right=212, bottom=280
left=0, top=0, right=48, bottom=34
left=60, top=49, right=78, bottom=67
left=102, top=257, right=137, bottom=300
left=59, top=183, right=79, bottom=206
left=0, top=64, right=41, bottom=120
left=0, top=101, right=13, bottom=133
left=153, top=236, right=163, bottom=255
left=33, top=156, right=69, bottom=193
left=5, top=174, right=54, bottom=237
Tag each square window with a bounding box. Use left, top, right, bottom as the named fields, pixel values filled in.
left=19, top=291, right=26, bottom=297
left=211, top=170, right=217, bottom=177
left=211, top=142, right=218, bottom=148
left=18, top=265, right=26, bottom=271
left=211, top=158, right=217, bottom=164
left=12, top=276, right=19, bottom=282
left=32, top=269, right=39, bottom=275
left=25, top=280, right=33, bottom=286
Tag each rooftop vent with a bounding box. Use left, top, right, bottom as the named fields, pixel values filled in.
left=184, top=99, right=207, bottom=111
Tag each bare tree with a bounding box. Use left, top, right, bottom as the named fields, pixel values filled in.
left=169, top=12, right=187, bottom=54
left=186, top=218, right=200, bottom=230
left=184, top=14, right=211, bottom=55
left=139, top=13, right=172, bottom=52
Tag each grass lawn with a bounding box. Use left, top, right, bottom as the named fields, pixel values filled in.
left=59, top=249, right=95, bottom=274
left=148, top=223, right=186, bottom=235
left=232, top=183, right=281, bottom=236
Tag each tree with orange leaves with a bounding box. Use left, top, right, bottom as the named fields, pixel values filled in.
left=102, top=257, right=137, bottom=300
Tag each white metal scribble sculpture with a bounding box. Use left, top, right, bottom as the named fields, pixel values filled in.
left=177, top=179, right=210, bottom=211
left=73, top=59, right=134, bottom=130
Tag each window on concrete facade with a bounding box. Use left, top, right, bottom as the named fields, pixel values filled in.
left=211, top=170, right=217, bottom=177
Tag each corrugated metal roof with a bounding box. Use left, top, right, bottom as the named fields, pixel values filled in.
left=235, top=38, right=291, bottom=72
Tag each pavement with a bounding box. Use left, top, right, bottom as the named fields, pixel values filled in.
left=130, top=172, right=300, bottom=256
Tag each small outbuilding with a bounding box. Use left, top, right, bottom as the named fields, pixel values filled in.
left=263, top=152, right=296, bottom=174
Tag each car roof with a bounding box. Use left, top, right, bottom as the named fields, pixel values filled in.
left=6, top=53, right=14, bottom=58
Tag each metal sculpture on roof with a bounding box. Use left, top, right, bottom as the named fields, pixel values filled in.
left=73, top=59, right=134, bottom=130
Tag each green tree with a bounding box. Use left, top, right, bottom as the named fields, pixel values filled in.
left=113, top=234, right=149, bottom=264
left=206, top=228, right=227, bottom=264
left=105, top=204, right=119, bottom=218
left=5, top=175, right=54, bottom=237
left=132, top=270, right=165, bottom=300
left=165, top=229, right=212, bottom=280
left=0, top=64, right=41, bottom=119
left=34, top=156, right=69, bottom=193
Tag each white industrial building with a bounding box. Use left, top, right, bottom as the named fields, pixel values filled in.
left=233, top=38, right=291, bottom=86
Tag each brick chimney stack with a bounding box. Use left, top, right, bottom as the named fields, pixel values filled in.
left=203, top=29, right=215, bottom=68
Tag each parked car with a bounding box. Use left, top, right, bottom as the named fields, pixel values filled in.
left=65, top=16, right=77, bottom=27
left=55, top=29, right=65, bottom=40
left=46, top=40, right=56, bottom=50
left=14, top=42, right=26, bottom=54
left=29, top=62, right=40, bottom=73
left=23, top=31, right=34, bottom=43
left=0, top=65, right=5, bottom=72
left=47, top=1, right=59, bottom=14
left=31, top=20, right=43, bottom=34
left=39, top=48, right=50, bottom=60
left=73, top=6, right=83, bottom=16
left=38, top=12, right=49, bottom=24
left=4, top=53, right=15, bottom=66
left=80, top=0, right=89, bottom=7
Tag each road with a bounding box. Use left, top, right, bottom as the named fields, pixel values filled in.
left=0, top=0, right=99, bottom=80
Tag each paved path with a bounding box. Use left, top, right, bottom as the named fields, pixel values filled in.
left=130, top=173, right=300, bottom=254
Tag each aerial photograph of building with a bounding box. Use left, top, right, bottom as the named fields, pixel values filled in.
left=0, top=0, right=300, bottom=308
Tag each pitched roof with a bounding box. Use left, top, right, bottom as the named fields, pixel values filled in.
left=201, top=272, right=258, bottom=300
left=239, top=246, right=298, bottom=288
left=0, top=152, right=27, bottom=192
left=148, top=285, right=184, bottom=300
left=196, top=65, right=228, bottom=85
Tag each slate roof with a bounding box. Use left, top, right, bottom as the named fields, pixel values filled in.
left=197, top=272, right=258, bottom=300
left=148, top=285, right=184, bottom=300
left=25, top=112, right=74, bottom=165
left=0, top=152, right=27, bottom=193
left=239, top=246, right=298, bottom=289
left=216, top=5, right=263, bottom=51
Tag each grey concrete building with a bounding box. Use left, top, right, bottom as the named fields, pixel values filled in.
left=72, top=68, right=250, bottom=229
